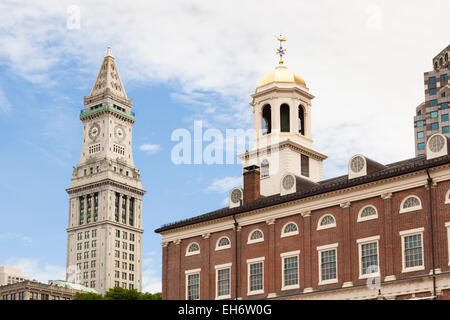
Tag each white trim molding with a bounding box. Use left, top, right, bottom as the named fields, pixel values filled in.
left=280, top=222, right=299, bottom=238
left=247, top=257, right=265, bottom=296
left=185, top=242, right=200, bottom=256
left=280, top=250, right=300, bottom=291
left=317, top=243, right=339, bottom=286
left=357, top=205, right=378, bottom=222
left=317, top=214, right=337, bottom=230
left=215, top=263, right=232, bottom=300
left=399, top=195, right=422, bottom=214
left=357, top=235, right=380, bottom=280
left=247, top=229, right=264, bottom=244
left=446, top=222, right=450, bottom=266
left=445, top=190, right=450, bottom=204
left=400, top=228, right=425, bottom=273
left=185, top=268, right=201, bottom=300
left=215, top=236, right=231, bottom=251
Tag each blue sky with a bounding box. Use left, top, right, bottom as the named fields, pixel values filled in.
left=0, top=0, right=449, bottom=292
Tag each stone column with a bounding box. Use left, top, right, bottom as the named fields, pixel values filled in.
left=290, top=98, right=298, bottom=134
left=381, top=193, right=395, bottom=281
left=266, top=218, right=276, bottom=298
left=271, top=100, right=281, bottom=134
left=301, top=211, right=313, bottom=293
left=340, top=201, right=353, bottom=288
left=305, top=104, right=312, bottom=139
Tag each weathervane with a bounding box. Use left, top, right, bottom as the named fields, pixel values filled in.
left=276, top=34, right=287, bottom=65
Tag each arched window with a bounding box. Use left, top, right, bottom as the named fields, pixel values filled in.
left=434, top=61, right=438, bottom=70
left=281, top=222, right=299, bottom=237
left=357, top=205, right=378, bottom=222
left=280, top=104, right=290, bottom=132
left=317, top=214, right=336, bottom=230
left=445, top=189, right=450, bottom=204
left=440, top=57, right=443, bottom=66
left=186, top=242, right=200, bottom=256
left=261, top=159, right=269, bottom=178
left=248, top=229, right=264, bottom=244
left=446, top=52, right=449, bottom=62
left=298, top=105, right=305, bottom=135
left=216, top=237, right=231, bottom=250
left=262, top=105, right=271, bottom=135
left=400, top=196, right=422, bottom=213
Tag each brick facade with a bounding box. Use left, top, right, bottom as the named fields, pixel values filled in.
left=160, top=176, right=450, bottom=300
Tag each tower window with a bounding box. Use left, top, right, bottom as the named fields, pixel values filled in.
left=301, top=154, right=309, bottom=177
left=442, top=114, right=449, bottom=122
left=431, top=122, right=439, bottom=130
left=431, top=111, right=438, bottom=118
left=114, top=193, right=120, bottom=222
left=429, top=88, right=437, bottom=95
left=113, top=144, right=125, bottom=155
left=280, top=104, right=290, bottom=132
left=441, top=74, right=448, bottom=82
left=416, top=120, right=424, bottom=127
left=122, top=195, right=127, bottom=224
left=418, top=142, right=425, bottom=150
left=417, top=131, right=424, bottom=139
left=260, top=159, right=269, bottom=178
left=79, top=196, right=85, bottom=225
left=89, top=144, right=101, bottom=154
left=298, top=105, right=305, bottom=135
left=443, top=126, right=449, bottom=134
left=428, top=76, right=436, bottom=84
left=262, top=105, right=271, bottom=135
left=430, top=100, right=438, bottom=107
left=129, top=197, right=134, bottom=226
left=442, top=103, right=448, bottom=110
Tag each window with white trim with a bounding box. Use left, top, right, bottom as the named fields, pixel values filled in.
left=281, top=222, right=299, bottom=238
left=400, top=196, right=422, bottom=213
left=400, top=228, right=425, bottom=272
left=357, top=205, right=378, bottom=222
left=317, top=214, right=336, bottom=230
left=317, top=243, right=338, bottom=285
left=215, top=263, right=231, bottom=299
left=357, top=236, right=380, bottom=279
left=186, top=242, right=200, bottom=256
left=247, top=257, right=264, bottom=295
left=445, top=190, right=450, bottom=204
left=248, top=229, right=264, bottom=244
left=216, top=237, right=231, bottom=250
left=185, top=270, right=200, bottom=300
left=281, top=251, right=300, bottom=290
left=446, top=222, right=450, bottom=266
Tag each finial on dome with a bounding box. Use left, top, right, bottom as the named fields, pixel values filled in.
left=276, top=35, right=287, bottom=65
left=105, top=46, right=113, bottom=57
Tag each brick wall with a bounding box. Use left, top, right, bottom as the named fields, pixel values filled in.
left=162, top=181, right=450, bottom=300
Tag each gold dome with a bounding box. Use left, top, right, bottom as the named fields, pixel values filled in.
left=258, top=65, right=306, bottom=87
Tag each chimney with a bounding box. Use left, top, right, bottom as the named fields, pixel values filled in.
left=243, top=165, right=260, bottom=204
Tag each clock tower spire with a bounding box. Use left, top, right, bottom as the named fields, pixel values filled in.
left=66, top=48, right=145, bottom=294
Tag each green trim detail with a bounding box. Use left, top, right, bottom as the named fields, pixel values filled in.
left=80, top=105, right=135, bottom=120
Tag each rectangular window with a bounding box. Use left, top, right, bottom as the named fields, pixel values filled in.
left=400, top=228, right=425, bottom=272
left=214, top=266, right=231, bottom=299
left=88, top=143, right=101, bottom=154
left=130, top=233, right=135, bottom=242
left=441, top=74, right=448, bottom=82
left=358, top=238, right=379, bottom=278
left=442, top=102, right=449, bottom=110
left=432, top=122, right=439, bottom=130
left=416, top=120, right=424, bottom=127
left=417, top=131, right=424, bottom=139
left=248, top=260, right=264, bottom=294
left=122, top=195, right=127, bottom=224
left=442, top=114, right=449, bottom=122
left=186, top=272, right=200, bottom=300
left=93, top=193, right=98, bottom=222
left=282, top=253, right=299, bottom=290
left=317, top=243, right=338, bottom=285
left=404, top=234, right=423, bottom=269
left=431, top=111, right=438, bottom=118
left=428, top=76, right=436, bottom=84
left=418, top=142, right=425, bottom=150
left=129, top=197, right=135, bottom=226
left=115, top=229, right=120, bottom=238
left=430, top=99, right=438, bottom=107
left=429, top=88, right=437, bottom=95
left=86, top=195, right=91, bottom=223
left=115, top=193, right=120, bottom=222
left=79, top=196, right=85, bottom=225
left=443, top=126, right=450, bottom=134
left=113, top=144, right=125, bottom=155
left=301, top=154, right=309, bottom=177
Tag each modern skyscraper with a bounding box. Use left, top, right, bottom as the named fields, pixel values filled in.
left=414, top=45, right=449, bottom=156
left=66, top=48, right=145, bottom=294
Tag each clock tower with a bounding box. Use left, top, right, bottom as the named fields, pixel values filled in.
left=65, top=48, right=145, bottom=294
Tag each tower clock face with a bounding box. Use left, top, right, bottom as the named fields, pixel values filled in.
left=115, top=126, right=125, bottom=140
left=88, top=123, right=100, bottom=140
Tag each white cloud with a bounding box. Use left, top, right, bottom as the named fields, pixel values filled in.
left=0, top=233, right=32, bottom=245
left=5, top=257, right=65, bottom=283
left=141, top=251, right=162, bottom=293
left=0, top=0, right=447, bottom=178
left=139, top=143, right=161, bottom=155
left=205, top=176, right=242, bottom=194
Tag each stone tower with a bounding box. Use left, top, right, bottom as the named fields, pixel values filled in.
left=66, top=48, right=145, bottom=294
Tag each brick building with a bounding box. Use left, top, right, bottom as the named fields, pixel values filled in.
left=156, top=47, right=450, bottom=300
